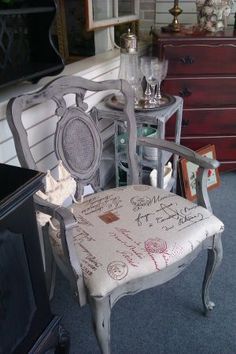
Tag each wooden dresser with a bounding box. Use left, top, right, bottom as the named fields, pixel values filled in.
left=152, top=29, right=236, bottom=171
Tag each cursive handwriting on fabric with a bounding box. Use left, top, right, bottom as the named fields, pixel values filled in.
left=81, top=194, right=122, bottom=215
left=134, top=199, right=208, bottom=231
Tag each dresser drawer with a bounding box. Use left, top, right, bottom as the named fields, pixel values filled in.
left=166, top=108, right=236, bottom=137
left=164, top=44, right=236, bottom=76
left=163, top=77, right=236, bottom=108
left=180, top=137, right=236, bottom=162
left=220, top=162, right=236, bottom=172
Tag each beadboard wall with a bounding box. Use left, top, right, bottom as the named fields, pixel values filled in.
left=156, top=0, right=199, bottom=28
left=0, top=50, right=120, bottom=172
left=139, top=0, right=156, bottom=39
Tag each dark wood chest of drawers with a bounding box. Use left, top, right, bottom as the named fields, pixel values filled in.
left=152, top=29, right=236, bottom=171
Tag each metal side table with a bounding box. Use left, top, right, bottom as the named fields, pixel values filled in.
left=91, top=95, right=183, bottom=191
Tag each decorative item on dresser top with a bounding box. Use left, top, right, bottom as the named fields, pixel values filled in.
left=161, top=0, right=183, bottom=33
left=195, top=0, right=234, bottom=32
left=152, top=28, right=236, bottom=172
left=6, top=75, right=224, bottom=354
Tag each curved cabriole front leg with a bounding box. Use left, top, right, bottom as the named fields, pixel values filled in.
left=202, top=233, right=223, bottom=315
left=90, top=297, right=111, bottom=354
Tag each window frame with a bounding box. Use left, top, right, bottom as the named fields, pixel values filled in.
left=85, top=0, right=140, bottom=31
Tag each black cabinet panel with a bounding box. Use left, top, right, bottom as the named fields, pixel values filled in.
left=0, top=163, right=69, bottom=354
left=0, top=230, right=36, bottom=354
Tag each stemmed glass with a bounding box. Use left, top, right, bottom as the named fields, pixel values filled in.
left=126, top=70, right=143, bottom=105
left=140, top=57, right=152, bottom=103
left=154, top=59, right=168, bottom=104
left=140, top=56, right=159, bottom=107
left=151, top=59, right=163, bottom=103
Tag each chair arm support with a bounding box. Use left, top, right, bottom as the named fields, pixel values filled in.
left=34, top=194, right=87, bottom=306
left=34, top=194, right=77, bottom=227
left=137, top=137, right=220, bottom=211
left=137, top=137, right=220, bottom=170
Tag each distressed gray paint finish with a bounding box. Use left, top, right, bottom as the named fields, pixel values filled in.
left=6, top=77, right=139, bottom=186
left=6, top=76, right=223, bottom=354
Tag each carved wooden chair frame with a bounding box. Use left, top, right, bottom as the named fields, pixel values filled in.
left=7, top=76, right=224, bottom=354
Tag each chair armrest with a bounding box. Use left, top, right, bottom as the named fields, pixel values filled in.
left=34, top=194, right=77, bottom=228
left=137, top=137, right=220, bottom=212
left=137, top=137, right=220, bottom=170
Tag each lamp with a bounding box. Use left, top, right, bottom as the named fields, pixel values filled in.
left=162, top=0, right=183, bottom=32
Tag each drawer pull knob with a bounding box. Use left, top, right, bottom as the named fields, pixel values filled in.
left=179, top=87, right=192, bottom=97
left=182, top=119, right=189, bottom=127
left=180, top=55, right=194, bottom=65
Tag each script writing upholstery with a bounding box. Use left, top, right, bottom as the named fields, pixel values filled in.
left=49, top=185, right=224, bottom=297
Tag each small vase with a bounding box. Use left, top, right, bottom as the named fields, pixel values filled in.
left=196, top=0, right=234, bottom=32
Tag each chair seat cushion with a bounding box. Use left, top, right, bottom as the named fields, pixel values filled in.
left=49, top=185, right=224, bottom=297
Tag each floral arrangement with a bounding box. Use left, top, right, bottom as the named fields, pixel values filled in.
left=196, top=0, right=234, bottom=32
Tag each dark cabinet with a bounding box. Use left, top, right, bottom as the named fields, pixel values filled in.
left=0, top=163, right=69, bottom=354
left=0, top=0, right=64, bottom=88
left=152, top=29, right=236, bottom=172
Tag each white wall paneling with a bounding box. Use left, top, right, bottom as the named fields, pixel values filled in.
left=0, top=50, right=121, bottom=169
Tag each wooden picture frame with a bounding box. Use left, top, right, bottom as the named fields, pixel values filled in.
left=180, top=144, right=220, bottom=201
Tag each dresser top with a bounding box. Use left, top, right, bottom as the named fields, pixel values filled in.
left=152, top=28, right=236, bottom=42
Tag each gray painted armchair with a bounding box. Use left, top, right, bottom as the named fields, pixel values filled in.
left=6, top=76, right=224, bottom=354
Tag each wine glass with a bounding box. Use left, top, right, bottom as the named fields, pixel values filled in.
left=154, top=59, right=168, bottom=104
left=140, top=57, right=158, bottom=107
left=151, top=60, right=163, bottom=104
left=126, top=70, right=143, bottom=105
